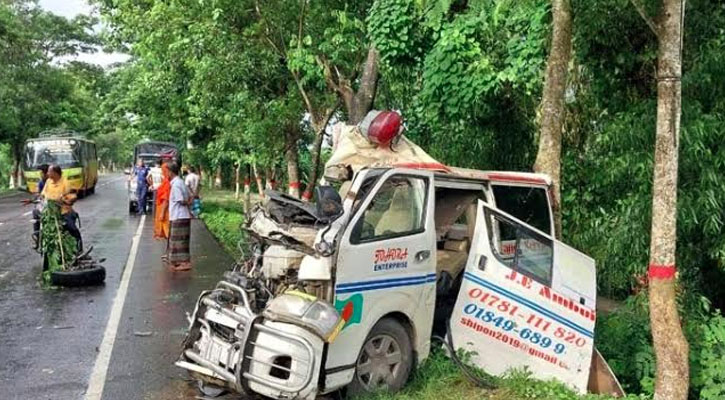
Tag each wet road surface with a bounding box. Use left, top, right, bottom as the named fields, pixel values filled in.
left=0, top=175, right=241, bottom=399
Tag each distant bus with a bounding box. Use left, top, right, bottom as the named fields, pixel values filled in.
left=23, top=132, right=98, bottom=196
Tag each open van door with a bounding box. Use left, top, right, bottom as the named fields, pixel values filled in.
left=449, top=201, right=596, bottom=393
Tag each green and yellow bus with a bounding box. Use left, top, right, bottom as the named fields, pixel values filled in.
left=23, top=132, right=98, bottom=196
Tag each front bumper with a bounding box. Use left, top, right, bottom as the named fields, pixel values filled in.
left=177, top=281, right=324, bottom=399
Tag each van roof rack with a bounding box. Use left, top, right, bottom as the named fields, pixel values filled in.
left=38, top=129, right=83, bottom=138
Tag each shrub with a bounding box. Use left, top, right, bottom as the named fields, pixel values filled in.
left=597, top=294, right=725, bottom=398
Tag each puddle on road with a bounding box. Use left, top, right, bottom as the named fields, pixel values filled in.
left=102, top=218, right=124, bottom=229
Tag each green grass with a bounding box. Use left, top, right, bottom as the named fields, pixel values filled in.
left=199, top=189, right=246, bottom=259
left=0, top=186, right=20, bottom=197
left=353, top=350, right=646, bottom=400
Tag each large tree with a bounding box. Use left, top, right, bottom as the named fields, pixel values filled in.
left=635, top=0, right=690, bottom=398
left=533, top=0, right=572, bottom=238
left=0, top=1, right=99, bottom=187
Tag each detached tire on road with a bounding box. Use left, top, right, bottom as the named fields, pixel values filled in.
left=347, top=318, right=413, bottom=395
left=50, top=266, right=106, bottom=287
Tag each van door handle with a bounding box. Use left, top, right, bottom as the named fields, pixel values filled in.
left=415, top=250, right=431, bottom=262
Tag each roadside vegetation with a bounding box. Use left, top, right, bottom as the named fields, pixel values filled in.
left=352, top=350, right=645, bottom=400
left=197, top=190, right=246, bottom=259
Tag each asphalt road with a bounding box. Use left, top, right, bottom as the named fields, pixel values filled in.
left=0, top=174, right=238, bottom=400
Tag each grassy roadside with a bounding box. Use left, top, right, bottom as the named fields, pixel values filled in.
left=198, top=189, right=246, bottom=259
left=355, top=350, right=641, bottom=400
left=0, top=187, right=22, bottom=198
left=197, top=189, right=639, bottom=400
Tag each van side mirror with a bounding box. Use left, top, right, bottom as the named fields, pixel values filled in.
left=315, top=185, right=342, bottom=222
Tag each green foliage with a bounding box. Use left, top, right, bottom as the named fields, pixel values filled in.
left=199, top=196, right=245, bottom=259
left=0, top=143, right=12, bottom=189
left=0, top=1, right=100, bottom=169
left=597, top=294, right=725, bottom=398
left=595, top=294, right=655, bottom=394
left=367, top=0, right=423, bottom=65
left=688, top=298, right=725, bottom=400
left=40, top=202, right=78, bottom=283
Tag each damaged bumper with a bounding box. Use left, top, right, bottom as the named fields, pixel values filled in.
left=176, top=277, right=326, bottom=400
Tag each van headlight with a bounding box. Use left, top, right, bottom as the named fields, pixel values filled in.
left=263, top=291, right=343, bottom=343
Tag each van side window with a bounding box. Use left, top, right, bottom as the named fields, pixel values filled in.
left=491, top=185, right=552, bottom=235
left=487, top=209, right=553, bottom=286
left=351, top=176, right=428, bottom=244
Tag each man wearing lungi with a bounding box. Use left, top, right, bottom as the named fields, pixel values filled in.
left=167, top=162, right=192, bottom=271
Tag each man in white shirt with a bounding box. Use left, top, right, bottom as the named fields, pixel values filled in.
left=185, top=166, right=200, bottom=198
left=168, top=162, right=192, bottom=271
left=185, top=166, right=201, bottom=217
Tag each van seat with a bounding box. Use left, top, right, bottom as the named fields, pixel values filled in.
left=436, top=244, right=468, bottom=280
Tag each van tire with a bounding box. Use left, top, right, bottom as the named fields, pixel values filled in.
left=50, top=266, right=106, bottom=287
left=347, top=318, right=413, bottom=395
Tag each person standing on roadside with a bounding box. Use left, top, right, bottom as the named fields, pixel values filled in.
left=167, top=162, right=192, bottom=271
left=129, top=159, right=152, bottom=215
left=153, top=161, right=171, bottom=240
left=184, top=166, right=201, bottom=217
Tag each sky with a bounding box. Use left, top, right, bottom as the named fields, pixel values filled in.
left=38, top=0, right=130, bottom=68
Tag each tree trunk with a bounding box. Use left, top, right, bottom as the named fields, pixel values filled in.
left=302, top=103, right=339, bottom=202
left=285, top=131, right=301, bottom=199
left=10, top=158, right=21, bottom=189
left=533, top=0, right=571, bottom=239
left=235, top=163, right=241, bottom=200
left=349, top=47, right=380, bottom=124
left=252, top=163, right=264, bottom=198
left=323, top=47, right=380, bottom=125
left=302, top=124, right=326, bottom=202
left=244, top=165, right=251, bottom=213
left=265, top=168, right=276, bottom=190
left=648, top=1, right=689, bottom=399
left=214, top=167, right=222, bottom=189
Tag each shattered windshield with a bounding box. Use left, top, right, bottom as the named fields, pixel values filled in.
left=24, top=139, right=81, bottom=169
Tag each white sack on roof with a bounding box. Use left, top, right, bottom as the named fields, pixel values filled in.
left=324, top=124, right=449, bottom=181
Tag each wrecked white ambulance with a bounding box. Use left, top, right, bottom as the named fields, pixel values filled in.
left=177, top=112, right=618, bottom=398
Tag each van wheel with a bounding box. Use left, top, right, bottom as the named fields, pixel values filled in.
left=347, top=318, right=413, bottom=395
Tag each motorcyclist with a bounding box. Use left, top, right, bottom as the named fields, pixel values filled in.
left=40, top=164, right=82, bottom=253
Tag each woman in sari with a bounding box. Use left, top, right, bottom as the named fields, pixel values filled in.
left=153, top=162, right=171, bottom=241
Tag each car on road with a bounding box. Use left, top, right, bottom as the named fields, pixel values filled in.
left=24, top=130, right=98, bottom=196
left=126, top=140, right=180, bottom=214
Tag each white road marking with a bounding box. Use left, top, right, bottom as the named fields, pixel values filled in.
left=22, top=211, right=32, bottom=216
left=84, top=215, right=146, bottom=400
